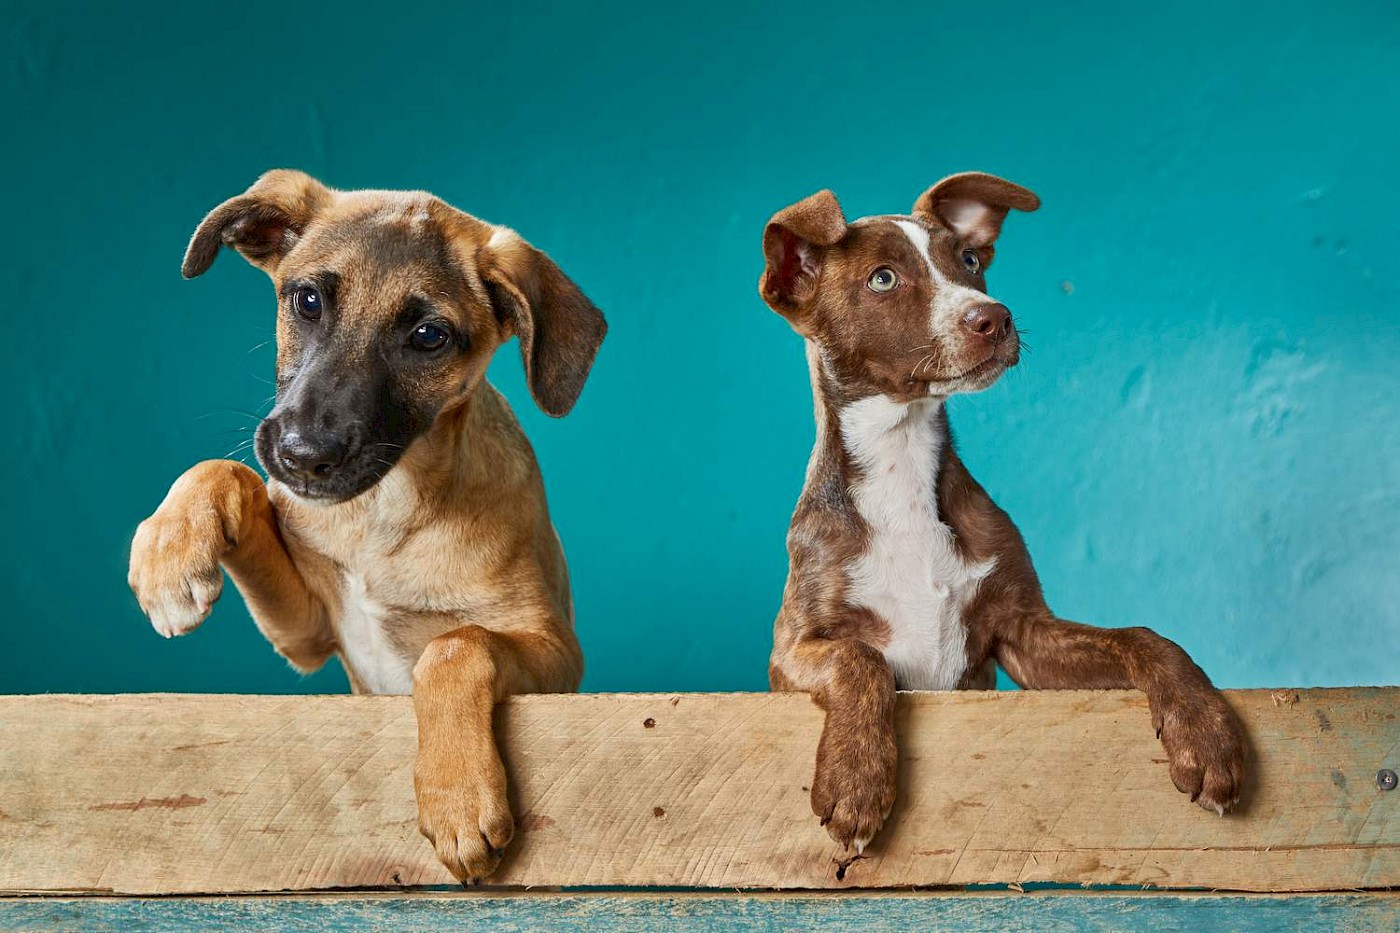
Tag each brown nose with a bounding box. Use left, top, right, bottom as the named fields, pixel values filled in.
left=961, top=303, right=1012, bottom=341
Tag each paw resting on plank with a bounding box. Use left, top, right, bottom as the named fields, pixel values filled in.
left=1152, top=690, right=1247, bottom=815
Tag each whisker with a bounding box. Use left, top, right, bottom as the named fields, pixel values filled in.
left=222, top=438, right=257, bottom=460
left=190, top=408, right=265, bottom=423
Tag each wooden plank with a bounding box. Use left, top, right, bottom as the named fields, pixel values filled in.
left=0, top=689, right=1395, bottom=894
left=1, top=893, right=1397, bottom=933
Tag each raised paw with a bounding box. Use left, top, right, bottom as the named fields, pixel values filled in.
left=415, top=752, right=514, bottom=884
left=810, top=718, right=898, bottom=854
left=1152, top=689, right=1247, bottom=815
left=128, top=504, right=229, bottom=638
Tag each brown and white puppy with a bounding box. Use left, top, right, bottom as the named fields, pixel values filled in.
left=759, top=173, right=1246, bottom=855
left=127, top=170, right=605, bottom=883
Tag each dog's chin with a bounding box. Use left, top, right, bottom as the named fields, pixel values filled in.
left=258, top=457, right=394, bottom=506
left=919, top=353, right=1014, bottom=398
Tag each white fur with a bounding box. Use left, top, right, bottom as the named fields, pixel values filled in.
left=892, top=219, right=991, bottom=341
left=840, top=395, right=993, bottom=690
left=335, top=572, right=414, bottom=695
left=937, top=200, right=994, bottom=242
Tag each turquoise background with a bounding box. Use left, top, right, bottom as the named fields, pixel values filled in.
left=2, top=1, right=1396, bottom=694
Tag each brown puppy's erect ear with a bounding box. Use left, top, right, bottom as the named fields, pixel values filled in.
left=759, top=189, right=847, bottom=320
left=182, top=170, right=331, bottom=278
left=912, top=172, right=1039, bottom=252
left=478, top=229, right=607, bottom=418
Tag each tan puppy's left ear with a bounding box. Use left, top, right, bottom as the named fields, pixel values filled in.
left=913, top=172, right=1039, bottom=250
left=182, top=169, right=330, bottom=278
left=479, top=230, right=607, bottom=417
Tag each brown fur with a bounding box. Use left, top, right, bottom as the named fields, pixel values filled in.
left=760, top=173, right=1247, bottom=853
left=129, top=170, right=604, bottom=882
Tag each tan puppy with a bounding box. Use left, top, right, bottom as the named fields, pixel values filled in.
left=128, top=170, right=606, bottom=882
left=759, top=174, right=1246, bottom=856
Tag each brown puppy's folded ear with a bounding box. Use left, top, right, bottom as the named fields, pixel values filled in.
left=912, top=172, right=1039, bottom=252
left=478, top=229, right=607, bottom=418
left=182, top=170, right=330, bottom=278
left=760, top=189, right=847, bottom=321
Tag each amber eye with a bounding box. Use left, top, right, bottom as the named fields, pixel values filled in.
left=867, top=267, right=899, bottom=293
left=961, top=249, right=981, bottom=274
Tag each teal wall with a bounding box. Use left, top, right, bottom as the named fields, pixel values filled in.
left=3, top=1, right=1396, bottom=694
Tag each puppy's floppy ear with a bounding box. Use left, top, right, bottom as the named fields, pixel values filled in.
left=912, top=172, right=1039, bottom=251
left=760, top=189, right=847, bottom=319
left=182, top=170, right=330, bottom=278
left=479, top=229, right=607, bottom=418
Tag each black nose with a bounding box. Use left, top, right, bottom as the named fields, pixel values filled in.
left=961, top=303, right=1012, bottom=341
left=276, top=429, right=348, bottom=482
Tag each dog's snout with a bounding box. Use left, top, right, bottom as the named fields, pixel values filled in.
left=276, top=429, right=349, bottom=482
left=961, top=303, right=1012, bottom=341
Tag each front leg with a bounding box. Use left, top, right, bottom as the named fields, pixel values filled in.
left=128, top=459, right=333, bottom=670
left=772, top=635, right=898, bottom=854
left=995, top=613, right=1247, bottom=814
left=412, top=623, right=581, bottom=883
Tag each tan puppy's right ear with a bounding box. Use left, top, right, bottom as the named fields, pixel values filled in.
left=759, top=189, right=847, bottom=322
left=478, top=227, right=607, bottom=418
left=182, top=170, right=330, bottom=278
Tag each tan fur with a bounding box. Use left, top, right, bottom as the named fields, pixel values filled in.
left=759, top=174, right=1247, bottom=854
left=129, top=170, right=603, bottom=882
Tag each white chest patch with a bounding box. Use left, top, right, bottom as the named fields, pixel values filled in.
left=334, top=572, right=414, bottom=695
left=840, top=396, right=994, bottom=690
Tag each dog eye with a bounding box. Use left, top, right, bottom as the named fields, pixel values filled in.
left=292, top=285, right=323, bottom=321
left=867, top=267, right=899, bottom=293
left=961, top=249, right=981, bottom=274
left=409, top=323, right=451, bottom=352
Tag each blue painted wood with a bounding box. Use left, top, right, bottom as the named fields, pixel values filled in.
left=1, top=894, right=1395, bottom=932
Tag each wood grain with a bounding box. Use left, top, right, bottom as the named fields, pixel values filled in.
left=0, top=689, right=1395, bottom=894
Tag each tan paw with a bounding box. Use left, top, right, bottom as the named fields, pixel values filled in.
left=1152, top=690, right=1247, bottom=815
left=415, top=755, right=514, bottom=884
left=128, top=503, right=228, bottom=638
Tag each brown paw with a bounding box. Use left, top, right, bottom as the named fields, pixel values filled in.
left=1152, top=690, right=1247, bottom=815
left=415, top=753, right=514, bottom=884
left=810, top=718, right=898, bottom=853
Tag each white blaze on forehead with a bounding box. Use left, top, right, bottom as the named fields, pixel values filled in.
left=892, top=219, right=993, bottom=337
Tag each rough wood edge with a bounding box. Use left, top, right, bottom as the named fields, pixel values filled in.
left=0, top=892, right=1396, bottom=933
